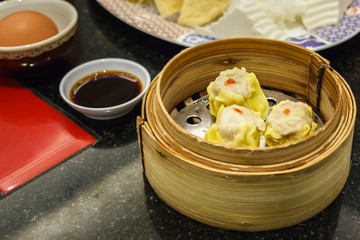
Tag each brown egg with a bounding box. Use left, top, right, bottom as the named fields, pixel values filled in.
left=0, top=11, right=59, bottom=47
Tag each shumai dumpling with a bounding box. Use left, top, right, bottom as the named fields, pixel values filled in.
left=205, top=104, right=265, bottom=147
left=264, top=100, right=317, bottom=146
left=207, top=67, right=269, bottom=120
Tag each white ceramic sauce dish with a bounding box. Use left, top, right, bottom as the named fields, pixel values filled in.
left=59, top=58, right=151, bottom=120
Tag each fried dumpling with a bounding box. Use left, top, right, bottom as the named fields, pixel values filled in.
left=154, top=0, right=184, bottom=18
left=205, top=105, right=265, bottom=147
left=264, top=100, right=317, bottom=146
left=207, top=67, right=269, bottom=119
left=178, top=0, right=229, bottom=27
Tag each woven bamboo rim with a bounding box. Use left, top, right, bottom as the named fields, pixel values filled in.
left=137, top=38, right=356, bottom=231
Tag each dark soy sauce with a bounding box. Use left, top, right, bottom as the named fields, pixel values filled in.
left=70, top=70, right=143, bottom=108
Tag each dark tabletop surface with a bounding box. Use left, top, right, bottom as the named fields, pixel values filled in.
left=1, top=0, right=360, bottom=239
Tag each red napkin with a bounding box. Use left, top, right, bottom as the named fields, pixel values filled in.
left=0, top=71, right=96, bottom=194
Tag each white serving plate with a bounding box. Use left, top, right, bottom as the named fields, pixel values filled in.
left=97, top=0, right=360, bottom=51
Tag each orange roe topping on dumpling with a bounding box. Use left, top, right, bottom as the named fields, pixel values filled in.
left=224, top=78, right=236, bottom=86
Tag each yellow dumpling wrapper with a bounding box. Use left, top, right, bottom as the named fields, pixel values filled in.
left=154, top=0, right=184, bottom=18
left=264, top=100, right=317, bottom=146
left=128, top=0, right=151, bottom=3
left=205, top=105, right=265, bottom=147
left=207, top=67, right=269, bottom=120
left=178, top=0, right=229, bottom=27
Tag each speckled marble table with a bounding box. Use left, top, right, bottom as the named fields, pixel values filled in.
left=1, top=0, right=360, bottom=239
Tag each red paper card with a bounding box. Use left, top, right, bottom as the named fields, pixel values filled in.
left=0, top=71, right=96, bottom=194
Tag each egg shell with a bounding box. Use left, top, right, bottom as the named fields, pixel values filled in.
left=0, top=11, right=59, bottom=47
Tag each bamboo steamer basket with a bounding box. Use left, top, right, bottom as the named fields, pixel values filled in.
left=137, top=38, right=356, bottom=231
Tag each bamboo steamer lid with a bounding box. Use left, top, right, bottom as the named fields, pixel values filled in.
left=137, top=38, right=356, bottom=231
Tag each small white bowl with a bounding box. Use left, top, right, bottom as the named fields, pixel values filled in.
left=59, top=58, right=151, bottom=120
left=0, top=0, right=78, bottom=71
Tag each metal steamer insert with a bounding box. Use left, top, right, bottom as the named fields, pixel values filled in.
left=170, top=89, right=323, bottom=146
